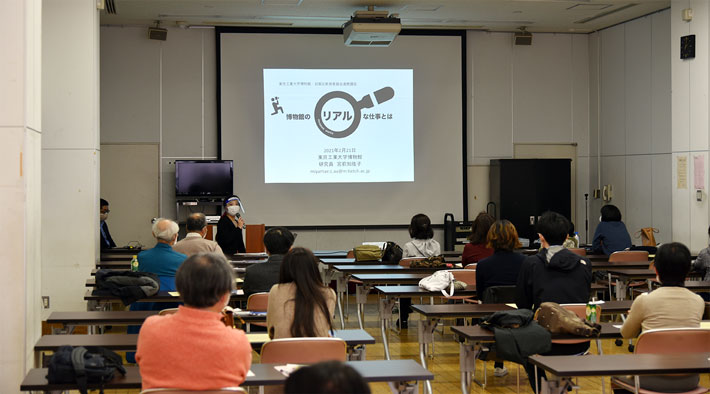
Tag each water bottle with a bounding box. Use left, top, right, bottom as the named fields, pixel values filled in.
left=130, top=255, right=139, bottom=272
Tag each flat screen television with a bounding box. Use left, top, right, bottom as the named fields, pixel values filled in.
left=175, top=160, right=233, bottom=197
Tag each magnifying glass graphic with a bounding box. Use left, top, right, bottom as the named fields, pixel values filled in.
left=314, top=86, right=395, bottom=138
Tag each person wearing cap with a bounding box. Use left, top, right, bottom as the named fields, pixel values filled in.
left=216, top=195, right=246, bottom=254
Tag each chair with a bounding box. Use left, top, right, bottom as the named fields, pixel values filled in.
left=246, top=292, right=269, bottom=332
left=553, top=304, right=603, bottom=353
left=608, top=250, right=651, bottom=299
left=441, top=269, right=476, bottom=302
left=260, top=337, right=347, bottom=364
left=569, top=248, right=586, bottom=256
left=159, top=308, right=179, bottom=316
left=141, top=389, right=246, bottom=394
left=464, top=263, right=477, bottom=270
left=610, top=328, right=710, bottom=394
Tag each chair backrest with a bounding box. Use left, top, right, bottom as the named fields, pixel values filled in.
left=158, top=308, right=179, bottom=316
left=568, top=248, right=586, bottom=257
left=464, top=263, right=477, bottom=270
left=246, top=292, right=269, bottom=312
left=609, top=250, right=648, bottom=262
left=260, top=337, right=347, bottom=364
left=346, top=250, right=354, bottom=258
left=140, top=388, right=246, bottom=393
left=449, top=269, right=476, bottom=285
left=635, top=328, right=710, bottom=354
left=480, top=285, right=516, bottom=304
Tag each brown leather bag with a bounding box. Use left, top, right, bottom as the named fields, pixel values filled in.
left=635, top=227, right=659, bottom=247
left=535, top=302, right=600, bottom=337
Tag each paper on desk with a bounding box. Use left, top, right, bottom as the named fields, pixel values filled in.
left=275, top=364, right=303, bottom=377
left=168, top=291, right=180, bottom=296
left=613, top=324, right=623, bottom=329
left=247, top=370, right=255, bottom=377
left=506, top=303, right=518, bottom=309
left=701, top=321, right=710, bottom=329
left=236, top=278, right=244, bottom=283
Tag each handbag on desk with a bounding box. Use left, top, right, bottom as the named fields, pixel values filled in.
left=634, top=227, right=659, bottom=247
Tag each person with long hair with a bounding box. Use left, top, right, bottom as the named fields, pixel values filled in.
left=216, top=195, right=247, bottom=254
left=462, top=212, right=495, bottom=266
left=267, top=247, right=336, bottom=338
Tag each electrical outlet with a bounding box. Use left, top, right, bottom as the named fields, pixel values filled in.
left=42, top=296, right=50, bottom=309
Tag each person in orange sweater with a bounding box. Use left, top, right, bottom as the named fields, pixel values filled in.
left=136, top=252, right=252, bottom=390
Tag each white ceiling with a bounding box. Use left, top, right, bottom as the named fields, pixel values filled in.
left=101, top=0, right=670, bottom=34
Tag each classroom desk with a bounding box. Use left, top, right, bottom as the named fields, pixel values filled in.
left=96, top=260, right=131, bottom=269
left=84, top=289, right=246, bottom=309
left=21, top=359, right=433, bottom=393
left=411, top=303, right=515, bottom=394
left=373, top=285, right=477, bottom=361
left=313, top=250, right=350, bottom=258
left=605, top=269, right=656, bottom=300
left=34, top=329, right=376, bottom=368
left=327, top=264, right=450, bottom=330
left=228, top=253, right=269, bottom=261
left=451, top=323, right=622, bottom=393
left=99, top=253, right=134, bottom=261
left=350, top=273, right=431, bottom=329
left=591, top=260, right=652, bottom=270
left=528, top=353, right=710, bottom=394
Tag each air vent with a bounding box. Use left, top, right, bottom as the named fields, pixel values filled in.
left=105, top=0, right=117, bottom=14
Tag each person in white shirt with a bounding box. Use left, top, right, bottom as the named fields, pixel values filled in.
left=173, top=213, right=224, bottom=257
left=399, top=213, right=441, bottom=328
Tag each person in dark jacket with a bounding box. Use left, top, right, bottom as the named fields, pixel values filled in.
left=100, top=198, right=117, bottom=249
left=242, top=226, right=295, bottom=298
left=477, top=219, right=526, bottom=377
left=516, top=211, right=592, bottom=390
left=216, top=195, right=246, bottom=254
left=592, top=204, right=632, bottom=255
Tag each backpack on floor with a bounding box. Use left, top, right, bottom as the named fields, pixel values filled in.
left=46, top=345, right=126, bottom=394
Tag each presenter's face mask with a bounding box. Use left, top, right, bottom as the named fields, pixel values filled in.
left=227, top=205, right=240, bottom=216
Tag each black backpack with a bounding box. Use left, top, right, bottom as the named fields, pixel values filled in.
left=382, top=241, right=403, bottom=263
left=46, top=345, right=126, bottom=394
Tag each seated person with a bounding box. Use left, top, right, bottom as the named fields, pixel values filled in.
left=462, top=212, right=495, bottom=266
left=400, top=213, right=441, bottom=328
left=136, top=253, right=251, bottom=390
left=477, top=220, right=526, bottom=377
left=100, top=198, right=116, bottom=250
left=562, top=221, right=579, bottom=249
left=592, top=204, right=632, bottom=255
left=516, top=211, right=592, bottom=390
left=285, top=361, right=370, bottom=394
left=618, top=242, right=704, bottom=392
left=692, top=226, right=710, bottom=301
left=243, top=226, right=295, bottom=298
left=173, top=213, right=223, bottom=256
left=138, top=218, right=187, bottom=291
left=267, top=247, right=336, bottom=339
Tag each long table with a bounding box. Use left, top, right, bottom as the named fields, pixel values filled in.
left=83, top=289, right=246, bottom=308
left=33, top=329, right=375, bottom=367
left=451, top=323, right=622, bottom=393
left=373, top=285, right=477, bottom=361
left=21, top=359, right=434, bottom=393
left=529, top=353, right=710, bottom=394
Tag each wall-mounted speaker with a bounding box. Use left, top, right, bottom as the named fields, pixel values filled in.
left=148, top=27, right=167, bottom=41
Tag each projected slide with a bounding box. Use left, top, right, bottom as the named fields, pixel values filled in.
left=263, top=69, right=413, bottom=183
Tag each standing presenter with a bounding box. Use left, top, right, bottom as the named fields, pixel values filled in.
left=216, top=195, right=246, bottom=254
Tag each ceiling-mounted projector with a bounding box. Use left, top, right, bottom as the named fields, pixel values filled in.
left=343, top=10, right=401, bottom=47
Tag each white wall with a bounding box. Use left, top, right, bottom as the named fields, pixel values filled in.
left=42, top=0, right=101, bottom=317
left=467, top=31, right=591, bottom=240
left=0, top=0, right=42, bottom=389
left=671, top=1, right=710, bottom=252
left=588, top=10, right=672, bottom=247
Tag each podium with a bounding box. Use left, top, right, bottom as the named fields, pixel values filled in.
left=245, top=224, right=266, bottom=253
